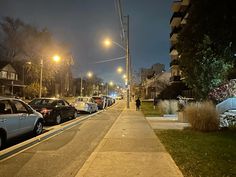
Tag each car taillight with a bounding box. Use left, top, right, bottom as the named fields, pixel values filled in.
left=40, top=108, right=52, bottom=115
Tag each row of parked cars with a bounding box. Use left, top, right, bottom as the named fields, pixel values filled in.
left=0, top=95, right=116, bottom=149
left=72, top=96, right=115, bottom=113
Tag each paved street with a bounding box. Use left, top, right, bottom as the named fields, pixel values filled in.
left=0, top=101, right=124, bottom=177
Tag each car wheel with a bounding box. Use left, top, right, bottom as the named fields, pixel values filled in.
left=0, top=134, right=5, bottom=150
left=0, top=135, right=2, bottom=149
left=73, top=111, right=77, bottom=119
left=55, top=115, right=62, bottom=125
left=34, top=120, right=43, bottom=136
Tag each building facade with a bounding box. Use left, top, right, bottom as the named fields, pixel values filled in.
left=141, top=63, right=165, bottom=83
left=169, top=0, right=190, bottom=82
left=142, top=72, right=171, bottom=99
left=0, top=62, right=24, bottom=96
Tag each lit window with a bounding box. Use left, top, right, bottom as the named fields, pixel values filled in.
left=1, top=71, right=7, bottom=78
left=9, top=73, right=15, bottom=80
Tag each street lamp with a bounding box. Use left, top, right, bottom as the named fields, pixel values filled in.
left=39, top=55, right=61, bottom=98
left=80, top=71, right=93, bottom=97
left=103, top=37, right=131, bottom=108
left=117, top=66, right=123, bottom=74
left=53, top=55, right=61, bottom=62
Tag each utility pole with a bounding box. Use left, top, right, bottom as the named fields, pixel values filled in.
left=39, top=59, right=43, bottom=98
left=126, top=15, right=130, bottom=109
left=80, top=76, right=83, bottom=97
left=116, top=0, right=131, bottom=108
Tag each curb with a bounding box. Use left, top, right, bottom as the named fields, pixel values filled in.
left=0, top=108, right=106, bottom=161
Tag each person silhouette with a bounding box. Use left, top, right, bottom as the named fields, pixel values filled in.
left=135, top=97, right=141, bottom=111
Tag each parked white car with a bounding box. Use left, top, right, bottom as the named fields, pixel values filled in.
left=0, top=97, right=44, bottom=149
left=73, top=97, right=98, bottom=114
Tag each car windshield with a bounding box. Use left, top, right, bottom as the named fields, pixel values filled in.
left=29, top=99, right=55, bottom=106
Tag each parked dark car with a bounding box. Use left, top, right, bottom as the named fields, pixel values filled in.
left=0, top=97, right=44, bottom=149
left=29, top=98, right=77, bottom=124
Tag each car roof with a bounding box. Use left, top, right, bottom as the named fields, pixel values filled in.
left=76, top=97, right=91, bottom=99
left=32, top=97, right=61, bottom=100
left=0, top=97, right=23, bottom=101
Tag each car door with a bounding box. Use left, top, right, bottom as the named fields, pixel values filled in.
left=12, top=100, right=36, bottom=134
left=63, top=100, right=74, bottom=117
left=0, top=100, right=20, bottom=139
left=90, top=98, right=96, bottom=112
left=56, top=100, right=67, bottom=119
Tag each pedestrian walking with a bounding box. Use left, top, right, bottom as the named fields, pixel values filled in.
left=153, top=96, right=159, bottom=109
left=135, top=97, right=141, bottom=111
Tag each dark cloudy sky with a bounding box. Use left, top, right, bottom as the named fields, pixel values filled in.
left=0, top=0, right=172, bottom=85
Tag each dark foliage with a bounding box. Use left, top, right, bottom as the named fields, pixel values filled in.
left=158, top=82, right=189, bottom=100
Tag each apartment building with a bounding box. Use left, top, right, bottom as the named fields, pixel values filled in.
left=169, top=0, right=190, bottom=82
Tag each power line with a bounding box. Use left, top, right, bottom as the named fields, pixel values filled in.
left=94, top=56, right=126, bottom=64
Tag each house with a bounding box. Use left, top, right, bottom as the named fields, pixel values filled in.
left=142, top=72, right=171, bottom=99
left=0, top=61, right=24, bottom=96
left=141, top=63, right=165, bottom=83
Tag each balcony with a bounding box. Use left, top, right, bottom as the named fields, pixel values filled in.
left=170, top=12, right=183, bottom=27
left=170, top=59, right=179, bottom=67
left=171, top=1, right=181, bottom=12
left=170, top=75, right=181, bottom=82
left=170, top=27, right=182, bottom=42
left=170, top=27, right=182, bottom=38
left=182, top=0, right=190, bottom=6
left=169, top=46, right=178, bottom=56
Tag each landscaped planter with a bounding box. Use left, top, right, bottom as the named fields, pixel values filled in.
left=178, top=111, right=188, bottom=123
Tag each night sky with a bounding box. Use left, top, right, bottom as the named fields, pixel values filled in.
left=0, top=0, right=172, bottom=85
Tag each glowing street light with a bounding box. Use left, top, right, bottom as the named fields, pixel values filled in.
left=52, top=55, right=61, bottom=62
left=87, top=71, right=93, bottom=78
left=104, top=38, right=112, bottom=47
left=103, top=38, right=126, bottom=51
left=109, top=81, right=114, bottom=86
left=117, top=66, right=123, bottom=74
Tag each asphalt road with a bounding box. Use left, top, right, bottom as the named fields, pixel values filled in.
left=0, top=101, right=125, bottom=177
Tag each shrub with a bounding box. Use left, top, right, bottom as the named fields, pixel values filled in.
left=184, top=101, right=219, bottom=131
left=24, top=82, right=47, bottom=98
left=208, top=79, right=236, bottom=103
left=159, top=100, right=178, bottom=115
left=158, top=82, right=189, bottom=99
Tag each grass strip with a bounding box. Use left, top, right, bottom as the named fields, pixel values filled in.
left=156, top=129, right=236, bottom=177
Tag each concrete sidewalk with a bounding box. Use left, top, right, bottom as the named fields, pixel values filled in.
left=76, top=104, right=183, bottom=177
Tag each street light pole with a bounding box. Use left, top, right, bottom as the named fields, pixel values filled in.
left=106, top=83, right=108, bottom=95
left=126, top=15, right=130, bottom=109
left=39, top=59, right=43, bottom=98
left=80, top=75, right=83, bottom=97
